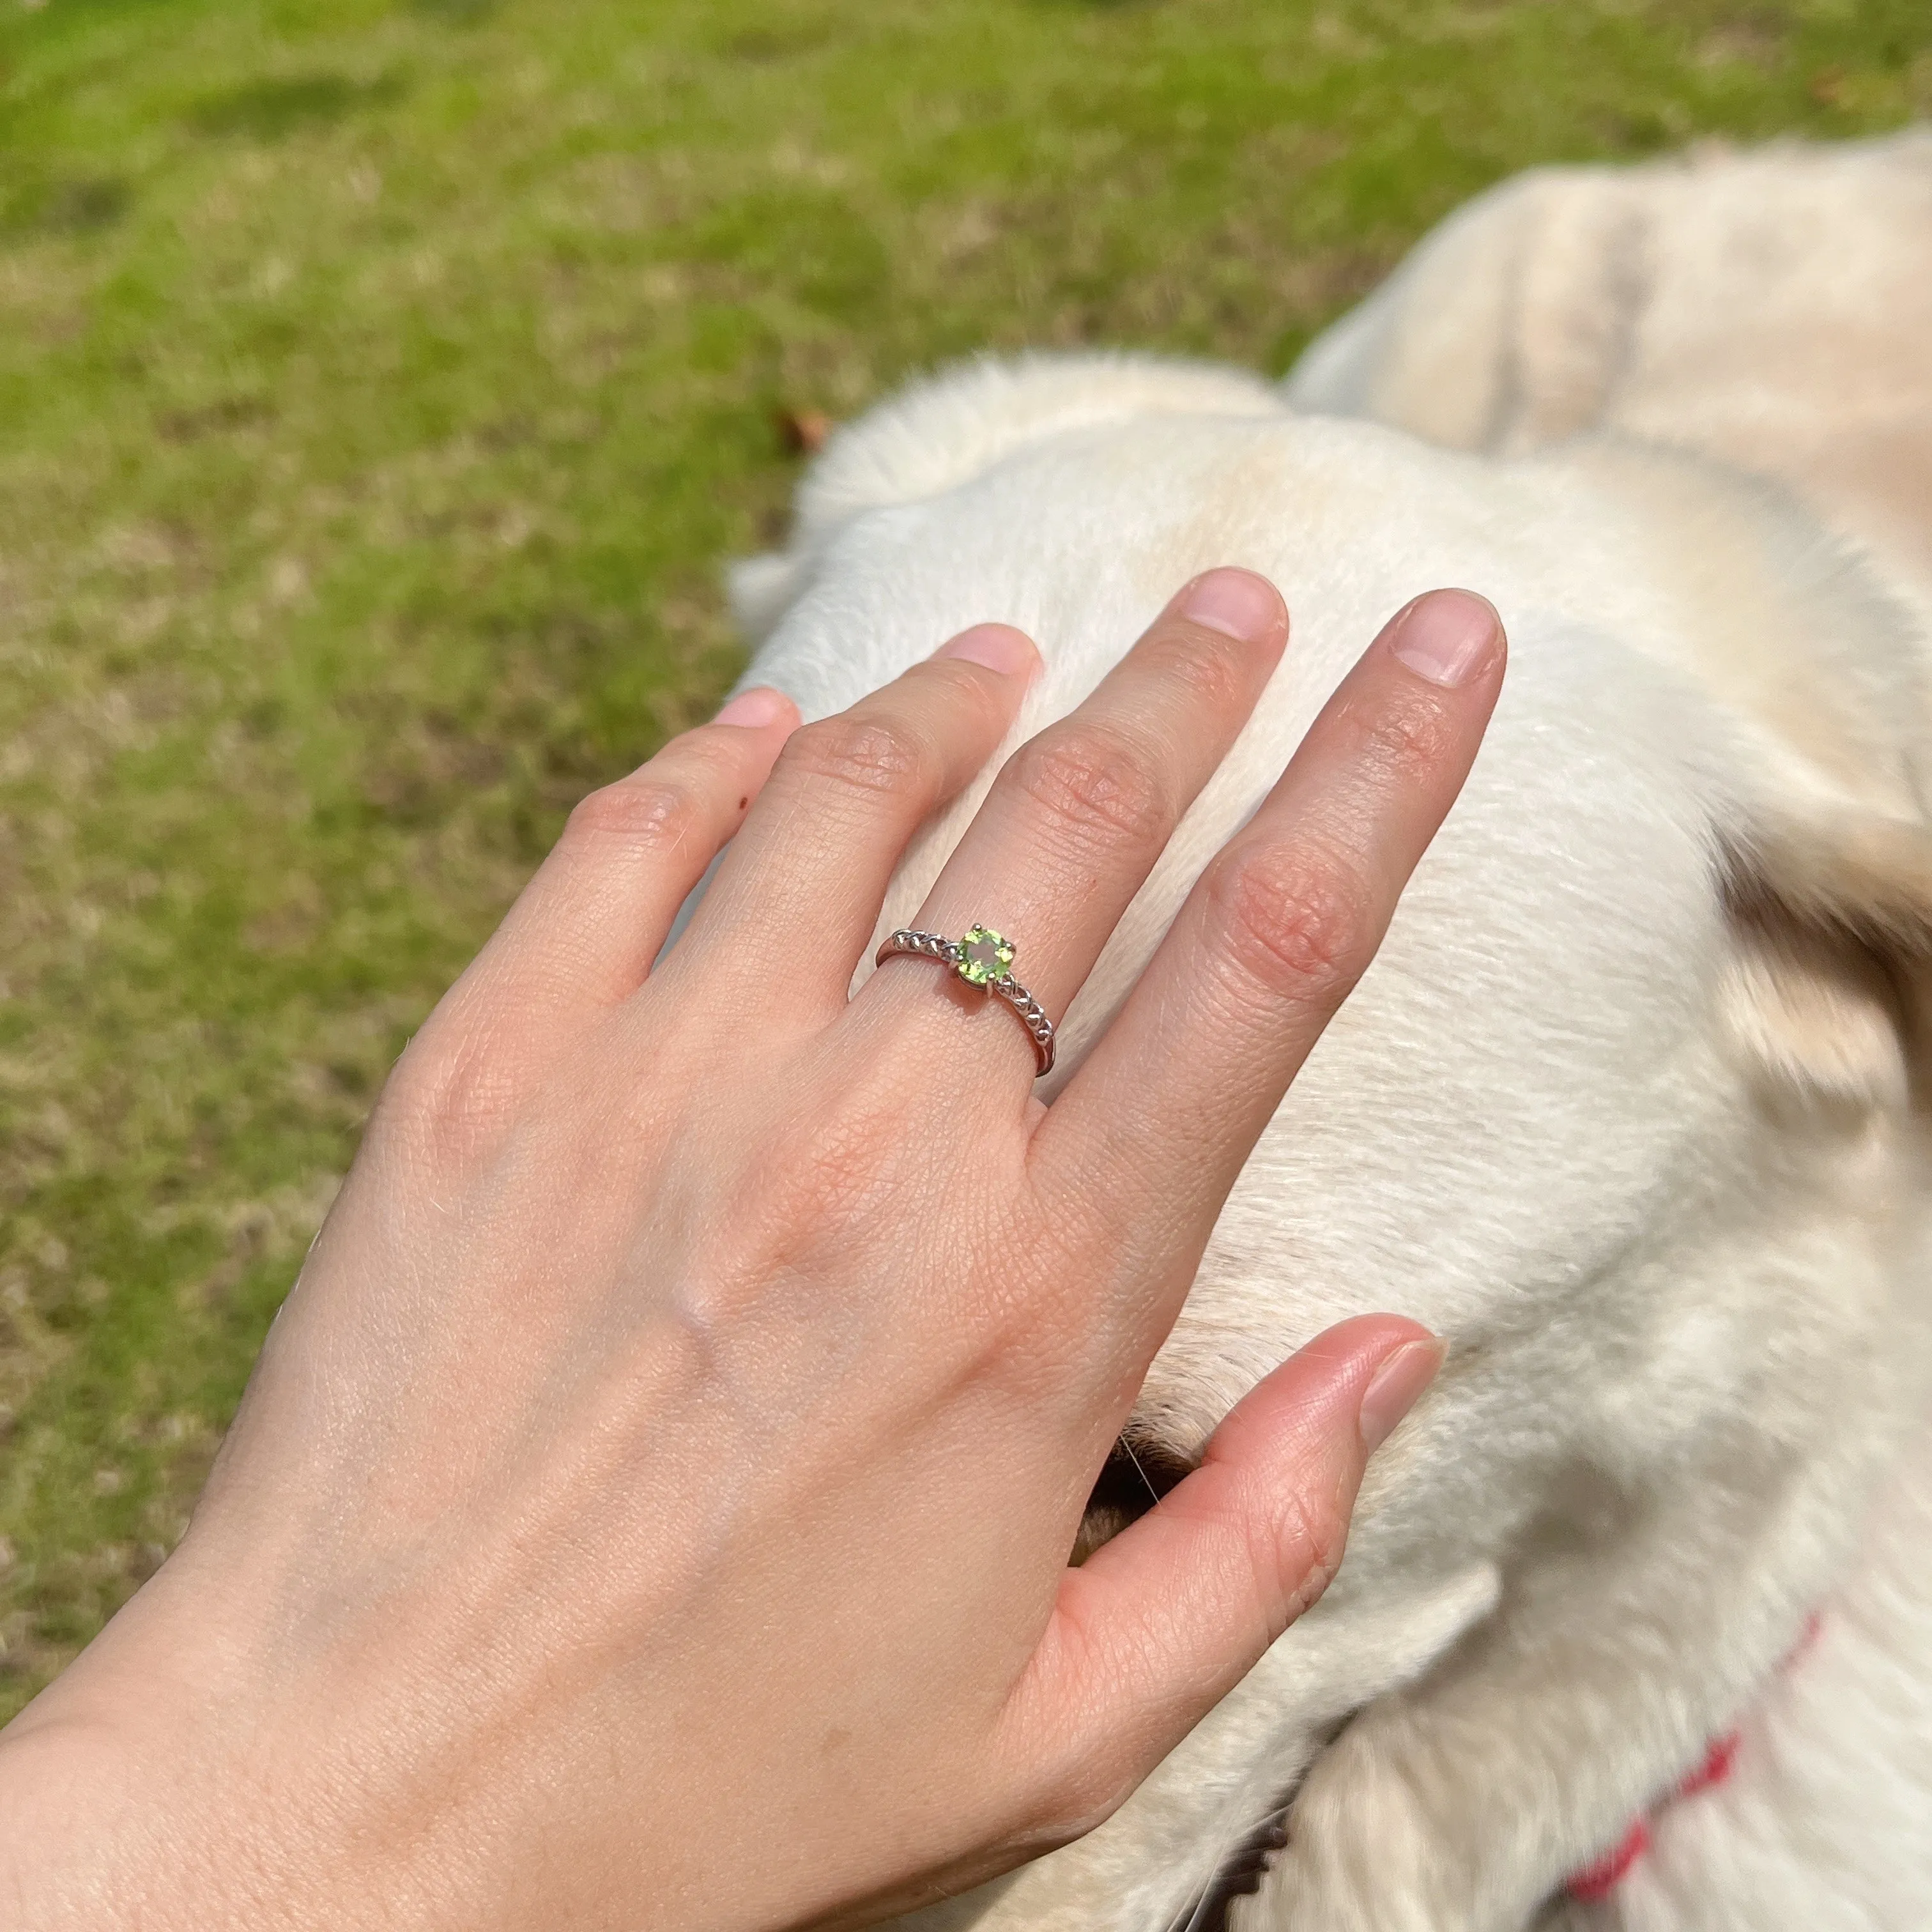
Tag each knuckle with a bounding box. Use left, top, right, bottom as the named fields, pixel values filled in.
left=1349, top=691, right=1462, bottom=785
left=924, top=654, right=1013, bottom=723
left=781, top=714, right=933, bottom=804
left=1256, top=1480, right=1347, bottom=1627
left=1140, top=625, right=1252, bottom=717
left=378, top=1004, right=523, bottom=1159
left=1204, top=841, right=1376, bottom=1004
left=565, top=776, right=705, bottom=857
left=1008, top=723, right=1170, bottom=850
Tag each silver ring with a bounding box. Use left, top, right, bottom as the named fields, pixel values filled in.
left=875, top=924, right=1056, bottom=1077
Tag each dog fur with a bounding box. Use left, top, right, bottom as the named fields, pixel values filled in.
left=721, top=132, right=1932, bottom=1931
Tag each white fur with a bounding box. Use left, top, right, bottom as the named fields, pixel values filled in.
left=718, top=134, right=1932, bottom=1930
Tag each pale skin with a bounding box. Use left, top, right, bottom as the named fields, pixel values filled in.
left=0, top=569, right=1505, bottom=1931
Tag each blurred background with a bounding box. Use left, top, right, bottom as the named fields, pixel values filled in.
left=2, top=0, right=1927, bottom=1722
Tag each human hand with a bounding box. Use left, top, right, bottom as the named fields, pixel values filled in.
left=0, top=571, right=1503, bottom=1931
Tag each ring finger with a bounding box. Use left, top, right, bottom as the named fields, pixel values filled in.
left=858, top=567, right=1289, bottom=1085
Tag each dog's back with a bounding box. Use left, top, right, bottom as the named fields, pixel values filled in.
left=729, top=132, right=1932, bottom=1932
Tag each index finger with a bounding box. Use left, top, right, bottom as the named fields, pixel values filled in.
left=1035, top=589, right=1504, bottom=1294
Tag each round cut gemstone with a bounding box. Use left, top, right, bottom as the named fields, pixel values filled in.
left=955, top=924, right=1015, bottom=987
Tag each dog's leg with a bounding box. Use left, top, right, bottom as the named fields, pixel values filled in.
left=1247, top=1444, right=1865, bottom=1932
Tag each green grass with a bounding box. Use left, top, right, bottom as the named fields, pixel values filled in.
left=1, top=0, right=1926, bottom=1721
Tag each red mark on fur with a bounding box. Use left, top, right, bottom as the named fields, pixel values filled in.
left=1563, top=1609, right=1826, bottom=1901
left=1785, top=1609, right=1825, bottom=1668
left=1568, top=1820, right=1652, bottom=1900
left=1675, top=1729, right=1741, bottom=1798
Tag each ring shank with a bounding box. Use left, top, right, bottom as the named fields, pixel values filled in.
left=874, top=929, right=1057, bottom=1077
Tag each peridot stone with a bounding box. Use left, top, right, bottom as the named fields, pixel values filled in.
left=955, top=924, right=1015, bottom=987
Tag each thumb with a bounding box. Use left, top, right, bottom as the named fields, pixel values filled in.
left=1008, top=1316, right=1441, bottom=1818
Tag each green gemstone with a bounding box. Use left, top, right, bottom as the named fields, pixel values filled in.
left=955, top=924, right=1015, bottom=987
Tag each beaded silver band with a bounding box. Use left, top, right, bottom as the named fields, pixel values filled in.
left=875, top=926, right=1056, bottom=1077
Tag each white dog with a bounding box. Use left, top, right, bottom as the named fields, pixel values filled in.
left=724, top=131, right=1932, bottom=1931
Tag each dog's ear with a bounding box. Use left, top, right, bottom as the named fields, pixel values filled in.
left=1721, top=803, right=1932, bottom=1118
left=1283, top=165, right=1628, bottom=454
left=728, top=352, right=1284, bottom=645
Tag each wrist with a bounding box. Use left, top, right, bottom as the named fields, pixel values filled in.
left=0, top=1705, right=181, bottom=1932
left=0, top=1572, right=328, bottom=1932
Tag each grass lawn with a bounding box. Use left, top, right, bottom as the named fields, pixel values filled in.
left=1, top=0, right=1926, bottom=1722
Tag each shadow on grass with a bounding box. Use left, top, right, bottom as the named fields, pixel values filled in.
left=187, top=68, right=408, bottom=141
left=1, top=174, right=131, bottom=239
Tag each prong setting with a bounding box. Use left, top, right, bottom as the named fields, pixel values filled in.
left=875, top=926, right=1055, bottom=1077
left=954, top=924, right=1016, bottom=988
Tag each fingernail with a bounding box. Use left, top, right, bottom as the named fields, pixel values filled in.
left=715, top=686, right=790, bottom=727
left=935, top=622, right=1039, bottom=678
left=1358, top=1338, right=1445, bottom=1454
left=1176, top=567, right=1287, bottom=645
left=1386, top=590, right=1500, bottom=687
